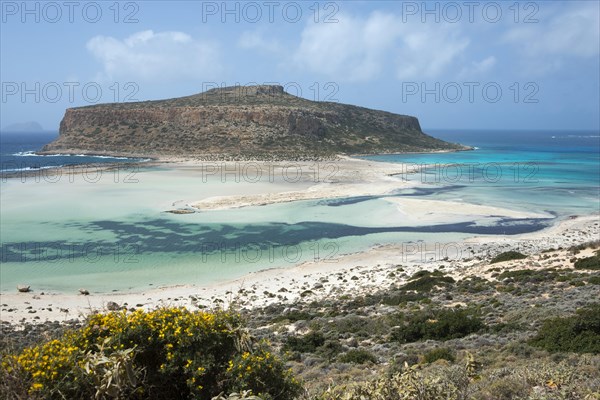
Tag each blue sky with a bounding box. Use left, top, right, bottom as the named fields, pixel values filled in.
left=1, top=0, right=599, bottom=131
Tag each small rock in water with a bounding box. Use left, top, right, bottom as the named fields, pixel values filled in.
left=79, top=288, right=90, bottom=296
left=17, top=285, right=31, bottom=293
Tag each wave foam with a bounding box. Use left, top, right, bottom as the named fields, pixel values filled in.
left=11, top=152, right=148, bottom=161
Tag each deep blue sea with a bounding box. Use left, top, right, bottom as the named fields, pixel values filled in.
left=0, top=132, right=149, bottom=172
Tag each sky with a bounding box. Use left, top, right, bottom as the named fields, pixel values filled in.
left=1, top=0, right=599, bottom=132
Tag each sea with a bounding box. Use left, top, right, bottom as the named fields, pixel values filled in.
left=0, top=132, right=149, bottom=172
left=0, top=129, right=598, bottom=292
left=363, top=129, right=600, bottom=218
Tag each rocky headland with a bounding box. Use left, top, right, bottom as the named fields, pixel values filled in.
left=41, top=85, right=467, bottom=160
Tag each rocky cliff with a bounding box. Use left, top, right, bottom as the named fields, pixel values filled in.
left=42, top=85, right=465, bottom=159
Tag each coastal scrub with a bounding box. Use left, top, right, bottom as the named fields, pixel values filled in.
left=1, top=307, right=300, bottom=399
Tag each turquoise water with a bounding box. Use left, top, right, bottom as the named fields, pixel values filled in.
left=363, top=130, right=600, bottom=217
left=1, top=130, right=598, bottom=293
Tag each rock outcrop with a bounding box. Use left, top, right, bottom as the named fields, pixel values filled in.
left=42, top=85, right=466, bottom=159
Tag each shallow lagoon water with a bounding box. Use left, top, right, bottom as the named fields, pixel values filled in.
left=0, top=165, right=546, bottom=292
left=1, top=130, right=598, bottom=293
left=364, top=130, right=600, bottom=217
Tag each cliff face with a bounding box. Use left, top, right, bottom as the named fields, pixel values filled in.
left=43, top=85, right=464, bottom=159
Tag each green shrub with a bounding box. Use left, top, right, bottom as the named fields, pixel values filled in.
left=391, top=308, right=484, bottom=344
left=496, top=268, right=558, bottom=283
left=529, top=304, right=600, bottom=354
left=422, top=347, right=455, bottom=363
left=316, top=340, right=343, bottom=361
left=574, top=255, right=600, bottom=270
left=381, top=291, right=425, bottom=306
left=338, top=349, right=377, bottom=364
left=401, top=271, right=455, bottom=292
left=491, top=321, right=524, bottom=334
left=587, top=276, right=600, bottom=285
left=491, top=251, right=527, bottom=264
left=479, top=377, right=530, bottom=400
left=283, top=331, right=325, bottom=354
left=0, top=308, right=301, bottom=399
left=456, top=277, right=489, bottom=293
left=270, top=310, right=316, bottom=323
left=330, top=315, right=388, bottom=338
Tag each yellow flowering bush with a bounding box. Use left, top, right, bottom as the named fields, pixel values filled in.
left=226, top=348, right=301, bottom=398
left=1, top=307, right=301, bottom=399
left=2, top=337, right=86, bottom=398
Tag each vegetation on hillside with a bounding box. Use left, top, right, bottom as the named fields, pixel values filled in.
left=490, top=251, right=527, bottom=264
left=2, top=243, right=600, bottom=399
left=1, top=308, right=300, bottom=399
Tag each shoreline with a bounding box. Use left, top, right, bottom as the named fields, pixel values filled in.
left=1, top=144, right=472, bottom=182
left=1, top=213, right=597, bottom=326
left=0, top=146, right=477, bottom=179
left=35, top=144, right=473, bottom=159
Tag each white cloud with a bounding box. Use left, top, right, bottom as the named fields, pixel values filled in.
left=458, top=56, right=497, bottom=79
left=87, top=30, right=221, bottom=82
left=394, top=26, right=470, bottom=80
left=292, top=11, right=470, bottom=81
left=475, top=56, right=497, bottom=72
left=293, top=13, right=382, bottom=81
left=503, top=3, right=599, bottom=61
